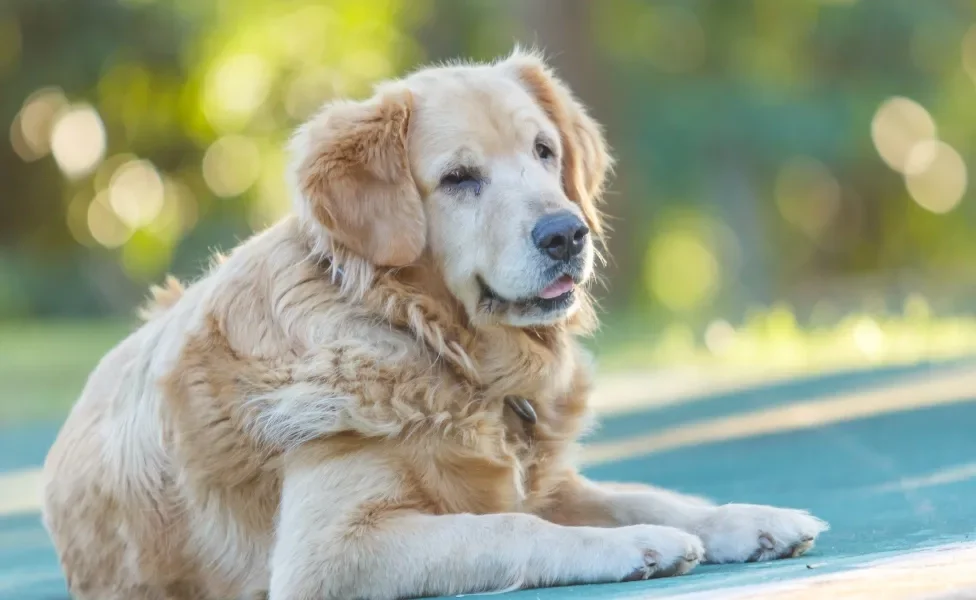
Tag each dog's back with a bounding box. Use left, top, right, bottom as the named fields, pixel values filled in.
left=43, top=316, right=201, bottom=598
left=42, top=223, right=300, bottom=599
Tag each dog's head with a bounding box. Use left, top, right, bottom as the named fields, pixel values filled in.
left=290, top=49, right=611, bottom=328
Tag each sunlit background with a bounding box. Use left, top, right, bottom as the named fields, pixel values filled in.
left=3, top=0, right=976, bottom=422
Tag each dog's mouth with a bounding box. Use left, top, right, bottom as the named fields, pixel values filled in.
left=477, top=273, right=578, bottom=313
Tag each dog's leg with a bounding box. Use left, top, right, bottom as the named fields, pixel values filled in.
left=540, top=474, right=828, bottom=564
left=267, top=450, right=703, bottom=600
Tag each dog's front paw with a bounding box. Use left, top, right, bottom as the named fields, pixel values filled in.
left=696, top=504, right=828, bottom=564
left=608, top=524, right=704, bottom=580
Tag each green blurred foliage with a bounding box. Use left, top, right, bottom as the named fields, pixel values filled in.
left=3, top=0, right=976, bottom=341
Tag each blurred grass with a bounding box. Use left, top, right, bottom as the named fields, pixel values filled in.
left=0, top=319, right=136, bottom=423
left=591, top=305, right=976, bottom=375
left=4, top=306, right=976, bottom=425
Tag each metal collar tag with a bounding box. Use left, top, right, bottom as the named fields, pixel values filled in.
left=505, top=396, right=537, bottom=425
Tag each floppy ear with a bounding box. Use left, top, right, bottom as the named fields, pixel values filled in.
left=503, top=50, right=613, bottom=238
left=291, top=88, right=424, bottom=267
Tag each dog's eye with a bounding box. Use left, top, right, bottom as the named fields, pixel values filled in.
left=440, top=169, right=482, bottom=195
left=535, top=141, right=555, bottom=161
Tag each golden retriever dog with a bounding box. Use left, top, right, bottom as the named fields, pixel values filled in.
left=42, top=49, right=827, bottom=600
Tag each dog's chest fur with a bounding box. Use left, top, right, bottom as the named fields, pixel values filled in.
left=400, top=327, right=595, bottom=516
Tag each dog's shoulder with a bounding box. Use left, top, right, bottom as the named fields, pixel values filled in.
left=158, top=218, right=466, bottom=448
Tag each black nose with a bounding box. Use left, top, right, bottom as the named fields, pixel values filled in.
left=531, top=211, right=589, bottom=261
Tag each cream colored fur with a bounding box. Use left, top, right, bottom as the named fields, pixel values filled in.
left=42, top=49, right=827, bottom=600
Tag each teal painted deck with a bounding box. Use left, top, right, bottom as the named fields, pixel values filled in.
left=2, top=360, right=976, bottom=599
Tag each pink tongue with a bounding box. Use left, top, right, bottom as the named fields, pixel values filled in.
left=538, top=276, right=575, bottom=299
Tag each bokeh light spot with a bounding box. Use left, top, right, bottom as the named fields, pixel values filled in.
left=66, top=192, right=95, bottom=247
left=852, top=317, right=884, bottom=360
left=904, top=140, right=967, bottom=214
left=775, top=157, right=841, bottom=238
left=87, top=191, right=133, bottom=248
left=902, top=139, right=939, bottom=176
left=148, top=177, right=198, bottom=239
left=203, top=135, right=261, bottom=197
left=204, top=54, right=272, bottom=131
left=704, top=319, right=736, bottom=355
left=10, top=88, right=67, bottom=161
left=272, top=6, right=333, bottom=62
left=645, top=229, right=720, bottom=312
left=871, top=97, right=936, bottom=173
left=94, top=153, right=137, bottom=192
left=50, top=104, right=107, bottom=178
left=904, top=293, right=932, bottom=321
left=109, top=159, right=165, bottom=228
